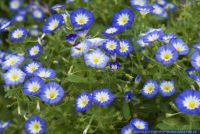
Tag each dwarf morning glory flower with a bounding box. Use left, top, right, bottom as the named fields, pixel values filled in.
left=70, top=40, right=90, bottom=57
left=10, top=27, right=27, bottom=42
left=159, top=80, right=175, bottom=97
left=2, top=67, right=26, bottom=85
left=24, top=115, right=46, bottom=134
left=112, top=8, right=134, bottom=30
left=22, top=61, right=42, bottom=76
left=40, top=82, right=64, bottom=104
left=124, top=91, right=133, bottom=101
left=70, top=8, right=94, bottom=28
left=170, top=38, right=189, bottom=55
left=141, top=80, right=158, bottom=98
left=193, top=43, right=200, bottom=51
left=0, top=20, right=13, bottom=32
left=109, top=61, right=121, bottom=71
left=117, top=39, right=133, bottom=56
left=156, top=45, right=178, bottom=65
left=102, top=26, right=122, bottom=37
left=121, top=125, right=134, bottom=134
left=190, top=51, right=200, bottom=71
left=13, top=13, right=25, bottom=22
left=34, top=68, right=56, bottom=79
left=2, top=54, right=24, bottom=70
left=130, top=118, right=148, bottom=130
left=28, top=43, right=43, bottom=59
left=22, top=76, right=44, bottom=96
left=0, top=18, right=9, bottom=26
left=0, top=120, right=11, bottom=133
left=92, top=88, right=114, bottom=106
left=31, top=8, right=44, bottom=21
left=130, top=0, right=148, bottom=7
left=162, top=33, right=177, bottom=44
left=186, top=68, right=200, bottom=82
left=9, top=0, right=22, bottom=10
left=66, top=34, right=78, bottom=45
left=84, top=49, right=110, bottom=68
left=135, top=75, right=142, bottom=84
left=156, top=0, right=167, bottom=6
left=176, top=89, right=200, bottom=114
left=143, top=30, right=163, bottom=43
left=74, top=28, right=88, bottom=38
left=29, top=27, right=40, bottom=37
left=137, top=37, right=150, bottom=47
left=133, top=5, right=153, bottom=16
left=102, top=38, right=119, bottom=55
left=165, top=3, right=176, bottom=11
left=151, top=4, right=165, bottom=16
left=75, top=91, right=92, bottom=112
left=85, top=38, right=107, bottom=48
left=51, top=4, right=66, bottom=11
left=42, top=14, right=64, bottom=33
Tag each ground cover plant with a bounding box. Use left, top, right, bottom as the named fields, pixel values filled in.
left=1, top=0, right=200, bottom=134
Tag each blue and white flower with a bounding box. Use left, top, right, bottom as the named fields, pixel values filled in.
left=102, top=26, right=122, bottom=37
left=190, top=51, right=200, bottom=71
left=141, top=80, right=158, bottom=98
left=151, top=4, right=165, bottom=16
left=0, top=120, right=11, bottom=133
left=2, top=54, right=24, bottom=70
left=193, top=43, right=200, bottom=51
left=130, top=118, right=148, bottom=130
left=10, top=27, right=27, bottom=42
left=9, top=0, right=21, bottom=10
left=34, top=68, right=56, bottom=79
left=13, top=13, right=25, bottom=22
left=75, top=91, right=92, bottom=112
left=143, top=30, right=163, bottom=43
left=70, top=40, right=90, bottom=57
left=130, top=0, right=148, bottom=7
left=162, top=33, right=177, bottom=44
left=165, top=3, right=176, bottom=11
left=124, top=91, right=133, bottom=102
left=159, top=80, right=175, bottom=97
left=170, top=38, right=189, bottom=55
left=109, top=61, right=121, bottom=71
left=51, top=4, right=66, bottom=11
left=102, top=38, right=119, bottom=55
left=28, top=43, right=43, bottom=59
left=22, top=61, right=42, bottom=76
left=29, top=27, right=40, bottom=37
left=133, top=5, right=153, bottom=16
left=74, top=28, right=88, bottom=38
left=66, top=34, right=78, bottom=45
left=121, top=125, right=134, bottom=134
left=31, top=8, right=44, bottom=21
left=117, top=39, right=133, bottom=56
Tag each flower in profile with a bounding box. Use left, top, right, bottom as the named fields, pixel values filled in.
left=121, top=125, right=134, bottom=134
left=75, top=91, right=92, bottom=112
left=85, top=38, right=107, bottom=48
left=102, top=38, right=119, bottom=55
left=112, top=8, right=134, bottom=30
left=124, top=91, right=133, bottom=102
left=70, top=40, right=90, bottom=57
left=102, top=26, right=122, bottom=37
left=28, top=43, right=43, bottom=59
left=185, top=68, right=200, bottom=82
left=170, top=38, right=189, bottom=55
left=2, top=54, right=24, bottom=70
left=130, top=118, right=148, bottom=130
left=74, top=28, right=88, bottom=38
left=193, top=43, right=200, bottom=51
left=141, top=80, right=158, bottom=98
left=31, top=8, right=44, bottom=21
left=13, top=13, right=25, bottom=22
left=40, top=82, right=64, bottom=104
left=117, top=39, right=133, bottom=56
left=143, top=30, right=163, bottom=43
left=10, top=27, right=27, bottom=42
left=70, top=8, right=94, bottom=28
left=24, top=115, right=46, bottom=134
left=165, top=3, right=176, bottom=11
left=135, top=75, right=142, bottom=84
left=176, top=89, right=200, bottom=114
left=92, top=88, right=114, bottom=106
left=0, top=20, right=13, bottom=32
left=156, top=45, right=178, bottom=65
left=22, top=61, right=42, bottom=76
left=22, top=76, right=45, bottom=96
left=34, top=68, right=56, bottom=79
left=162, top=33, right=177, bottom=44
left=151, top=4, right=165, bottom=16
left=66, top=34, right=78, bottom=45
left=133, top=5, right=153, bottom=17
left=130, top=0, right=148, bottom=7
left=0, top=120, right=11, bottom=133
left=109, top=61, right=121, bottom=71
left=190, top=51, right=200, bottom=71
left=42, top=14, right=64, bottom=33
left=156, top=0, right=167, bottom=7
left=9, top=0, right=22, bottom=10
left=159, top=80, right=175, bottom=97
left=2, top=67, right=26, bottom=85
left=51, top=4, right=66, bottom=11
left=84, top=49, right=110, bottom=68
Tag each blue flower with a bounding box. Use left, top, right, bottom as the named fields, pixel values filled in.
left=34, top=68, right=56, bottom=79
left=70, top=40, right=90, bottom=57
left=124, top=91, right=133, bottom=102
left=74, top=28, right=88, bottom=38
left=29, top=27, right=40, bottom=37
left=156, top=45, right=178, bottom=65
left=130, top=0, right=148, bottom=7
left=2, top=54, right=24, bottom=70
left=143, top=30, right=163, bottom=43
left=162, top=33, right=177, bottom=44
left=2, top=67, right=26, bottom=85
left=10, top=27, right=27, bottom=42
left=84, top=49, right=110, bottom=68
left=75, top=91, right=92, bottom=112
left=13, top=13, right=25, bottom=22
left=0, top=20, right=13, bottom=32
left=102, top=38, right=119, bottom=55
left=22, top=77, right=44, bottom=96
left=51, top=4, right=66, bottom=11
left=156, top=0, right=167, bottom=7
left=28, top=43, right=43, bottom=59
left=109, top=61, right=121, bottom=71
left=165, top=3, right=176, bottom=11
left=141, top=80, right=158, bottom=98
left=121, top=125, right=134, bottom=134
left=130, top=118, right=148, bottom=130
left=133, top=5, right=153, bottom=17
left=151, top=4, right=165, bottom=16
left=92, top=88, right=114, bottom=106
left=24, top=115, right=46, bottom=134
left=0, top=120, right=11, bottom=133
left=190, top=51, right=200, bottom=71
left=31, top=8, right=44, bottom=21
left=135, top=75, right=142, bottom=84
left=22, top=61, right=43, bottom=76
left=40, top=82, right=64, bottom=104
left=193, top=43, right=200, bottom=51
left=0, top=17, right=9, bottom=26
left=66, top=34, right=78, bottom=45
left=170, top=38, right=189, bottom=55
left=185, top=68, right=200, bottom=82
left=112, top=8, right=134, bottom=30
left=9, top=0, right=22, bottom=10
left=70, top=8, right=94, bottom=28
left=42, top=14, right=64, bottom=33
left=85, top=38, right=107, bottom=48
left=159, top=80, right=176, bottom=97
left=117, top=39, right=133, bottom=56
left=102, top=26, right=122, bottom=37
left=176, top=89, right=200, bottom=114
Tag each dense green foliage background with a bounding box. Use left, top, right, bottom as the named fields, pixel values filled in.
left=1, top=0, right=200, bottom=133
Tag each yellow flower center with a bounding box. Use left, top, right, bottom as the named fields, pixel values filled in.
left=120, top=45, right=127, bottom=52
left=163, top=84, right=171, bottom=91
left=107, top=43, right=116, bottom=50
left=99, top=96, right=106, bottom=102
left=11, top=74, right=19, bottom=80
left=93, top=57, right=100, bottom=64
left=188, top=101, right=197, bottom=109
left=48, top=90, right=57, bottom=99
left=147, top=85, right=154, bottom=92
